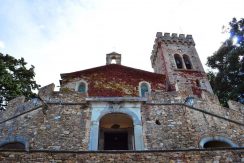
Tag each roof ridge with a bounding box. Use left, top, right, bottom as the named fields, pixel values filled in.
left=60, top=64, right=165, bottom=79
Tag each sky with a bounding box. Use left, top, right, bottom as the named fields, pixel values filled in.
left=0, top=0, right=243, bottom=89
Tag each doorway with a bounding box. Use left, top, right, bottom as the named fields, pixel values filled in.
left=99, top=113, right=134, bottom=150
left=104, top=132, right=128, bottom=150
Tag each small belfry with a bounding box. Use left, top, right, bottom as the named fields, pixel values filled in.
left=106, top=52, right=121, bottom=65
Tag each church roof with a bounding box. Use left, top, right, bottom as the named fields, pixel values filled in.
left=60, top=64, right=164, bottom=79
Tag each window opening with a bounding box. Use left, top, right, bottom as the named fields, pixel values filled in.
left=111, top=58, right=117, bottom=64
left=183, top=55, right=192, bottom=69
left=78, top=82, right=86, bottom=93
left=196, top=80, right=201, bottom=87
left=203, top=140, right=232, bottom=148
left=174, top=54, right=183, bottom=69
left=140, top=83, right=149, bottom=97
left=0, top=142, right=25, bottom=150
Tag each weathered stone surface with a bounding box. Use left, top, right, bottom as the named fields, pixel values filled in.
left=0, top=150, right=243, bottom=162
left=228, top=100, right=244, bottom=112
left=38, top=83, right=55, bottom=99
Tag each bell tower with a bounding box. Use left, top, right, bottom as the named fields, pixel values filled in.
left=151, top=32, right=213, bottom=96
left=106, top=52, right=121, bottom=65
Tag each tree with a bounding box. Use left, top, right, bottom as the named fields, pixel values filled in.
left=0, top=53, right=40, bottom=109
left=207, top=18, right=244, bottom=106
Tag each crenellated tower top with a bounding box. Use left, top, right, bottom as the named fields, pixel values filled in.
left=151, top=32, right=195, bottom=67
left=155, top=32, right=195, bottom=46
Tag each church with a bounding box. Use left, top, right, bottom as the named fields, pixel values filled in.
left=0, top=32, right=243, bottom=162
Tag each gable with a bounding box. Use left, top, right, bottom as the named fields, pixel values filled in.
left=60, top=64, right=166, bottom=97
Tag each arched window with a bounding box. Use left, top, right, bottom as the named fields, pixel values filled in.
left=78, top=82, right=86, bottom=93
left=139, top=82, right=150, bottom=97
left=174, top=54, right=183, bottom=69
left=76, top=81, right=88, bottom=93
left=183, top=54, right=192, bottom=69
left=0, top=142, right=25, bottom=150
left=199, top=136, right=237, bottom=149
left=203, top=141, right=232, bottom=148
left=111, top=57, right=117, bottom=64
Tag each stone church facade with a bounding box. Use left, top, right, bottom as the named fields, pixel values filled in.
left=0, top=33, right=243, bottom=162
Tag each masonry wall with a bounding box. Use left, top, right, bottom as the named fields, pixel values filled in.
left=142, top=92, right=244, bottom=150
left=0, top=150, right=243, bottom=162
left=0, top=84, right=243, bottom=152
left=0, top=84, right=91, bottom=151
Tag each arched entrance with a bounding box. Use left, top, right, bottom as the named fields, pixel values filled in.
left=88, top=101, right=144, bottom=151
left=99, top=113, right=134, bottom=150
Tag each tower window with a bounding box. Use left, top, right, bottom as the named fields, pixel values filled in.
left=183, top=54, right=192, bottom=69
left=196, top=80, right=201, bottom=87
left=174, top=54, right=183, bottom=69
left=139, top=82, right=150, bottom=97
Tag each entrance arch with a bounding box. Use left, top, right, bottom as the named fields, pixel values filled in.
left=99, top=113, right=134, bottom=150
left=88, top=102, right=144, bottom=151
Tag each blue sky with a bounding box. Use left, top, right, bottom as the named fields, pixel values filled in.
left=0, top=0, right=243, bottom=89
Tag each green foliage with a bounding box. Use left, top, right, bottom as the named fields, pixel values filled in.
left=207, top=18, right=244, bottom=106
left=0, top=53, right=40, bottom=101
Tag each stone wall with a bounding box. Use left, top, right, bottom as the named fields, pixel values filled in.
left=0, top=84, right=243, bottom=152
left=0, top=84, right=90, bottom=151
left=142, top=91, right=244, bottom=150
left=0, top=149, right=243, bottom=162
left=0, top=104, right=90, bottom=151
